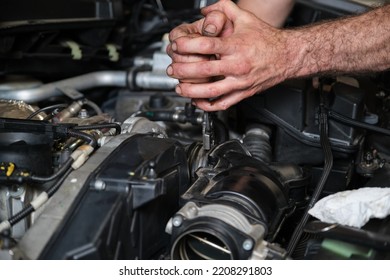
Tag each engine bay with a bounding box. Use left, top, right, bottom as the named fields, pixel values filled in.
left=1, top=0, right=390, bottom=260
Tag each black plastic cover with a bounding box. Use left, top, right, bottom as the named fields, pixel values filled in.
left=40, top=134, right=190, bottom=259
left=237, top=80, right=365, bottom=165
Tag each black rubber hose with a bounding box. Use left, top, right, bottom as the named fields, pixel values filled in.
left=68, top=129, right=97, bottom=148
left=138, top=111, right=177, bottom=122
left=8, top=205, right=34, bottom=226
left=286, top=109, right=334, bottom=256
left=242, top=124, right=272, bottom=163
left=73, top=123, right=122, bottom=135
left=7, top=168, right=73, bottom=227
left=26, top=103, right=68, bottom=120
left=30, top=157, right=73, bottom=183
left=46, top=168, right=73, bottom=197
left=328, top=110, right=390, bottom=136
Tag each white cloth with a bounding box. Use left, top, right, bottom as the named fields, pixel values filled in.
left=308, top=187, right=390, bottom=228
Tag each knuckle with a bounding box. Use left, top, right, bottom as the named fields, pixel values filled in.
left=233, top=61, right=250, bottom=76
left=171, top=53, right=181, bottom=63
left=171, top=65, right=182, bottom=77
left=166, top=46, right=173, bottom=58
left=200, top=38, right=215, bottom=52
left=169, top=24, right=189, bottom=41
left=202, top=63, right=214, bottom=76
left=220, top=104, right=228, bottom=111
left=207, top=86, right=221, bottom=97
left=174, top=38, right=185, bottom=49
left=218, top=101, right=230, bottom=111
left=169, top=30, right=180, bottom=41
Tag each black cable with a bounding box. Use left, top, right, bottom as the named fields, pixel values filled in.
left=328, top=110, right=390, bottom=136
left=8, top=168, right=73, bottom=227
left=286, top=96, right=334, bottom=257
left=67, top=129, right=97, bottom=148
left=46, top=168, right=73, bottom=198
left=73, top=123, right=122, bottom=135
left=255, top=108, right=359, bottom=154
left=137, top=111, right=174, bottom=121
left=8, top=205, right=34, bottom=226
left=137, top=110, right=203, bottom=125
left=26, top=104, right=68, bottom=120
left=30, top=157, right=73, bottom=183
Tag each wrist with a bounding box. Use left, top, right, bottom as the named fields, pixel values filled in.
left=282, top=28, right=325, bottom=80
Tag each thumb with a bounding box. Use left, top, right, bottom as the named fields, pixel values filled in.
left=201, top=10, right=234, bottom=37
left=201, top=0, right=241, bottom=23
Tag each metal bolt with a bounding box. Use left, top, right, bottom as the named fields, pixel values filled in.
left=172, top=215, right=183, bottom=227
left=78, top=109, right=89, bottom=119
left=9, top=186, right=25, bottom=198
left=242, top=239, right=254, bottom=251
left=93, top=179, right=106, bottom=191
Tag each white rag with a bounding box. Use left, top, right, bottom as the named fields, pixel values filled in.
left=308, top=187, right=390, bottom=228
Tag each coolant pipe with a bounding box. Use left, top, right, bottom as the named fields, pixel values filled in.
left=0, top=71, right=128, bottom=103
left=133, top=72, right=178, bottom=90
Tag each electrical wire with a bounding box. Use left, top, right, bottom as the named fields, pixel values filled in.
left=46, top=168, right=73, bottom=197
left=0, top=168, right=73, bottom=233
left=286, top=92, right=334, bottom=256
left=26, top=103, right=68, bottom=120
left=328, top=110, right=390, bottom=136
left=67, top=129, right=97, bottom=148
left=30, top=157, right=74, bottom=183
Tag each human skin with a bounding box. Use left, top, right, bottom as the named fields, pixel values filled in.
left=237, top=0, right=294, bottom=27
left=166, top=0, right=390, bottom=111
left=166, top=0, right=292, bottom=83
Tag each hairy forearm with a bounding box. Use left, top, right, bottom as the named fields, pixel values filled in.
left=287, top=5, right=390, bottom=79
left=167, top=1, right=390, bottom=111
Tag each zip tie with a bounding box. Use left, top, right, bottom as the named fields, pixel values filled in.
left=30, top=192, right=49, bottom=210
left=61, top=41, right=82, bottom=60
left=0, top=220, right=11, bottom=233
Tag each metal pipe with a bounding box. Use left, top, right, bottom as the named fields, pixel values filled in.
left=0, top=71, right=128, bottom=103
left=134, top=72, right=178, bottom=90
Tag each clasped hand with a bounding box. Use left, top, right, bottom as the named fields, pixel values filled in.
left=166, top=0, right=292, bottom=111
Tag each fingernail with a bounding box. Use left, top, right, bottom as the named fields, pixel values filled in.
left=172, top=42, right=177, bottom=51
left=204, top=24, right=217, bottom=35
left=166, top=65, right=173, bottom=76
left=175, top=85, right=182, bottom=95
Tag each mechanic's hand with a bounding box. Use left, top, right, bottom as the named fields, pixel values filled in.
left=167, top=8, right=233, bottom=84
left=167, top=0, right=291, bottom=111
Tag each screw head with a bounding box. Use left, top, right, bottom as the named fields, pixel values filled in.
left=172, top=215, right=183, bottom=227
left=78, top=109, right=89, bottom=119
left=242, top=239, right=254, bottom=251
left=93, top=179, right=106, bottom=190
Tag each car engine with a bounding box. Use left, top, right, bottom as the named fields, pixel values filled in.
left=1, top=0, right=390, bottom=260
